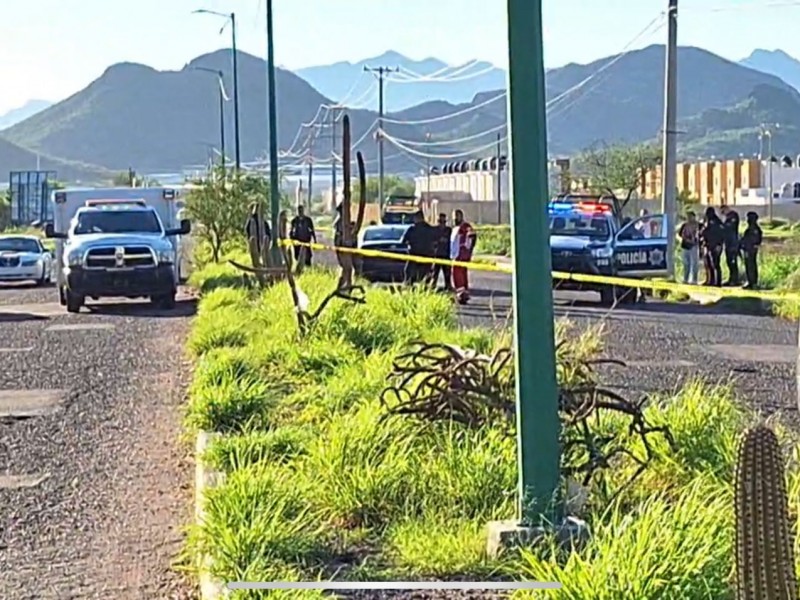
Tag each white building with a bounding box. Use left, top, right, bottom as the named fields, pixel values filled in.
left=735, top=157, right=800, bottom=205
left=413, top=156, right=566, bottom=203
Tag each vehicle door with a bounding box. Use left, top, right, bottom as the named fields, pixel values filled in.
left=614, top=213, right=669, bottom=278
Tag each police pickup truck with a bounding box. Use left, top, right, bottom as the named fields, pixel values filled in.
left=548, top=198, right=668, bottom=305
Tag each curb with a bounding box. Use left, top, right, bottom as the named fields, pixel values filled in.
left=195, top=431, right=228, bottom=600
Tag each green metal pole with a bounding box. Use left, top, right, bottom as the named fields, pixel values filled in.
left=506, top=0, right=561, bottom=526
left=266, top=0, right=282, bottom=264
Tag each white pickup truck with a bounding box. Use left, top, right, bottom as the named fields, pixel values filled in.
left=44, top=187, right=191, bottom=313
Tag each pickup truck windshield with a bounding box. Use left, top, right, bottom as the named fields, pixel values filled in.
left=549, top=214, right=611, bottom=240
left=74, top=210, right=162, bottom=235
left=0, top=237, right=41, bottom=253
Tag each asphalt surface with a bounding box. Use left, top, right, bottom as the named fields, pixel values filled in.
left=314, top=242, right=798, bottom=420
left=454, top=268, right=797, bottom=421
left=2, top=253, right=796, bottom=600
left=0, top=282, right=196, bottom=600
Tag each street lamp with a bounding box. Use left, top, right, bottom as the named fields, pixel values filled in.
left=193, top=9, right=241, bottom=170
left=759, top=122, right=780, bottom=222
left=192, top=67, right=228, bottom=172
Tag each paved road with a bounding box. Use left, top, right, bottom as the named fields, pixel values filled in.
left=315, top=244, right=797, bottom=418
left=0, top=283, right=195, bottom=600
left=463, top=268, right=798, bottom=419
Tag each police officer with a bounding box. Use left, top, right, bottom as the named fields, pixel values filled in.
left=740, top=211, right=763, bottom=289
left=700, top=207, right=724, bottom=287
left=721, top=205, right=740, bottom=286
left=401, top=210, right=435, bottom=285
left=430, top=213, right=453, bottom=291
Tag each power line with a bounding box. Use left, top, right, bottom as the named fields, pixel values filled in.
left=388, top=64, right=498, bottom=84
left=381, top=130, right=508, bottom=160
left=382, top=123, right=507, bottom=147
left=364, top=65, right=400, bottom=207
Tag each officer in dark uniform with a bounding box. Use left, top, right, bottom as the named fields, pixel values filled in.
left=721, top=206, right=740, bottom=285
left=700, top=207, right=724, bottom=287
left=401, top=210, right=435, bottom=285
left=740, top=211, right=763, bottom=289
left=430, top=213, right=453, bottom=291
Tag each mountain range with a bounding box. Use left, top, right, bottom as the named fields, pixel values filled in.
left=295, top=50, right=507, bottom=111
left=0, top=99, right=53, bottom=131
left=3, top=45, right=800, bottom=183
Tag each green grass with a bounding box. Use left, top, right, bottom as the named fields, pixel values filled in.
left=183, top=261, right=800, bottom=595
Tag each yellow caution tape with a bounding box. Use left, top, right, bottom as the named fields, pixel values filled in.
left=279, top=239, right=800, bottom=303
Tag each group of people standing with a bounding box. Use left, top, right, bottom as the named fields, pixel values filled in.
left=677, top=206, right=763, bottom=288
left=401, top=209, right=477, bottom=305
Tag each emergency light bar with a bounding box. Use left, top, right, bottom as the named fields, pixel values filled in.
left=84, top=199, right=147, bottom=207
left=548, top=201, right=612, bottom=214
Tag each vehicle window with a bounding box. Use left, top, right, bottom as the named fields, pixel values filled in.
left=618, top=214, right=666, bottom=241
left=549, top=213, right=610, bottom=239
left=382, top=212, right=416, bottom=225
left=0, top=237, right=41, bottom=253
left=363, top=227, right=407, bottom=242
left=73, top=210, right=162, bottom=235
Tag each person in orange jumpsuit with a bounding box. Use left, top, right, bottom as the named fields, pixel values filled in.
left=449, top=209, right=477, bottom=305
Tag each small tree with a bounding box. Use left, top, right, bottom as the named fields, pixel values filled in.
left=576, top=143, right=661, bottom=210
left=185, top=167, right=269, bottom=262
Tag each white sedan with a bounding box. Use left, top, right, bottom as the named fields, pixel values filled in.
left=0, top=234, right=54, bottom=286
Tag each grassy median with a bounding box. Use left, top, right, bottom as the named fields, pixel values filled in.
left=183, top=261, right=800, bottom=598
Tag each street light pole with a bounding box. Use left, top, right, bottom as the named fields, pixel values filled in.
left=193, top=9, right=241, bottom=170
left=192, top=67, right=227, bottom=171
left=266, top=0, right=282, bottom=264
left=760, top=122, right=779, bottom=222
left=504, top=0, right=560, bottom=527
left=230, top=12, right=241, bottom=171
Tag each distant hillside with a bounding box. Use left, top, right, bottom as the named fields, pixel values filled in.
left=679, top=84, right=800, bottom=159
left=3, top=44, right=799, bottom=178
left=0, top=137, right=111, bottom=183
left=0, top=50, right=484, bottom=175
left=740, top=49, right=800, bottom=91
left=296, top=51, right=507, bottom=111
left=0, top=99, right=53, bottom=131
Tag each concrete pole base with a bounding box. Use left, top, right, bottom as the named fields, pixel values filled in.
left=486, top=516, right=590, bottom=558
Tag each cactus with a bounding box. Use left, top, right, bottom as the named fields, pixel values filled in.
left=735, top=425, right=797, bottom=600
left=336, top=114, right=367, bottom=289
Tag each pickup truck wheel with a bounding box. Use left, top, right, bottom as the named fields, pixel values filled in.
left=151, top=293, right=176, bottom=310
left=65, top=290, right=83, bottom=313
left=58, top=286, right=67, bottom=306
left=599, top=285, right=616, bottom=306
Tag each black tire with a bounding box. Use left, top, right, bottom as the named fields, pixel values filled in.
left=599, top=285, right=616, bottom=306
left=65, top=289, right=83, bottom=313
left=152, top=292, right=177, bottom=310
left=616, top=286, right=638, bottom=305
left=35, top=265, right=48, bottom=287
left=58, top=286, right=67, bottom=306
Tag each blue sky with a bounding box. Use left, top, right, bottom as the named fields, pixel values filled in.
left=1, top=0, right=799, bottom=114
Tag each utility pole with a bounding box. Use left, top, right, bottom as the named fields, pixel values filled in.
left=660, top=0, right=678, bottom=280
left=266, top=0, right=281, bottom=264
left=425, top=131, right=431, bottom=205
left=364, top=65, right=399, bottom=208
left=230, top=12, right=241, bottom=171
left=496, top=133, right=503, bottom=224
left=307, top=132, right=315, bottom=206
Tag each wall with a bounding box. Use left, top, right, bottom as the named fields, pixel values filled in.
left=429, top=199, right=510, bottom=225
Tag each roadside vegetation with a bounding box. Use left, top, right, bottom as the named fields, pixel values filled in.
left=181, top=243, right=800, bottom=597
